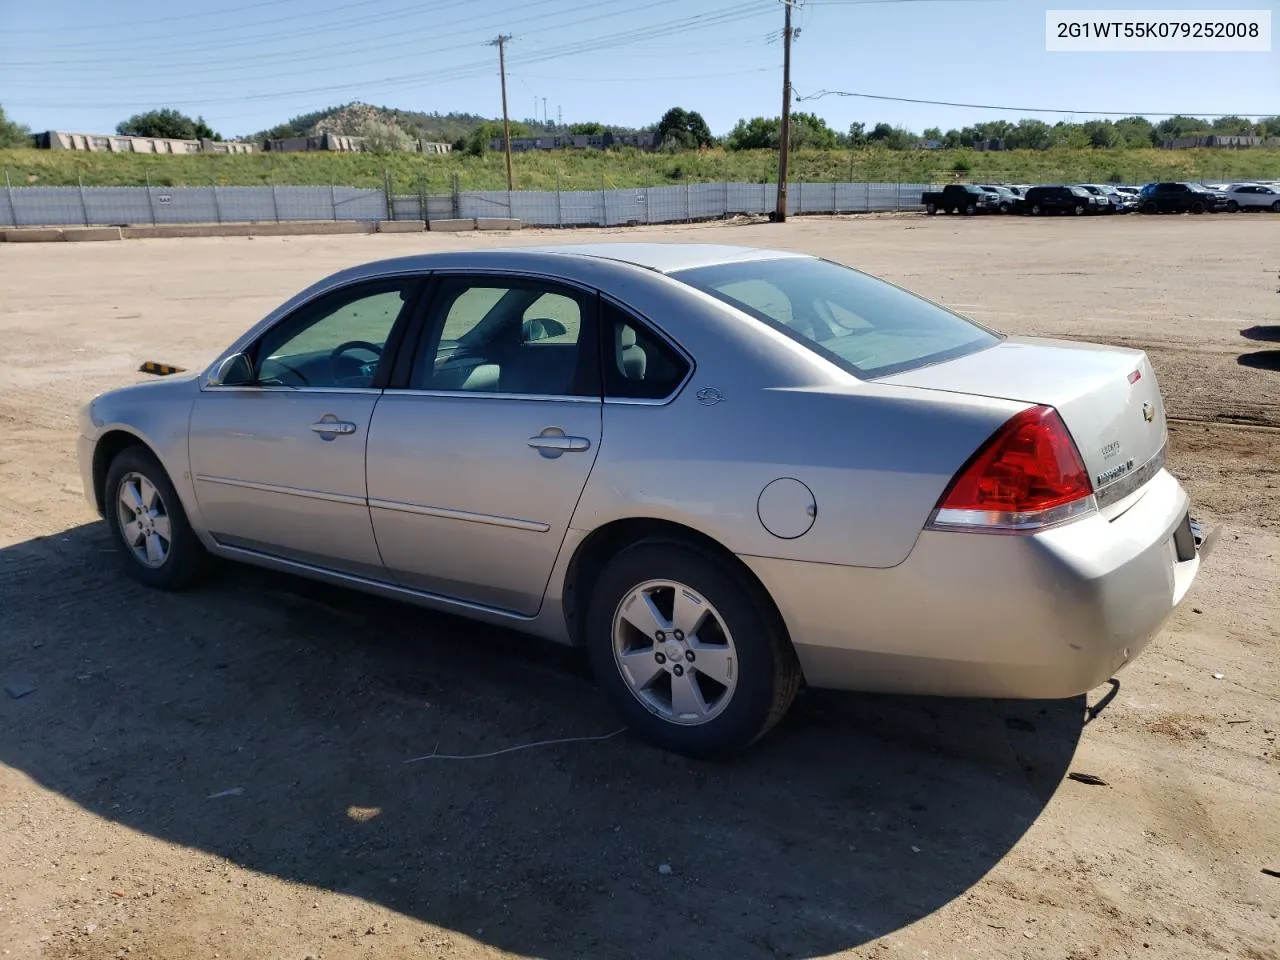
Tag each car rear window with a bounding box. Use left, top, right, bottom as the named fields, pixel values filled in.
left=671, top=256, right=1001, bottom=379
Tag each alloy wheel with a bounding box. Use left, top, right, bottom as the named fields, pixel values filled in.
left=116, top=472, right=172, bottom=567
left=611, top=579, right=738, bottom=725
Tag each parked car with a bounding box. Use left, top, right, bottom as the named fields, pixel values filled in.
left=1022, top=185, right=1105, bottom=216
left=1221, top=182, right=1280, bottom=212
left=78, top=244, right=1208, bottom=757
left=978, top=184, right=1023, bottom=213
left=1076, top=184, right=1134, bottom=213
left=920, top=183, right=999, bottom=215
left=1138, top=182, right=1230, bottom=214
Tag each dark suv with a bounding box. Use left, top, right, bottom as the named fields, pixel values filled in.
left=1138, top=182, right=1230, bottom=214
left=1022, top=185, right=1104, bottom=216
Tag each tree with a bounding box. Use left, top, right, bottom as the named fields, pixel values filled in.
left=356, top=118, right=413, bottom=153
left=655, top=107, right=714, bottom=150
left=726, top=116, right=779, bottom=150
left=116, top=108, right=222, bottom=141
left=921, top=127, right=942, bottom=143
left=1005, top=119, right=1052, bottom=150
left=569, top=121, right=606, bottom=135
left=0, top=105, right=32, bottom=148
left=789, top=112, right=838, bottom=149
left=847, top=122, right=868, bottom=147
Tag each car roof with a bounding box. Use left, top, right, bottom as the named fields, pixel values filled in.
left=500, top=242, right=809, bottom=274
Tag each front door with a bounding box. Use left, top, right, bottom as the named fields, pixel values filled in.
left=366, top=275, right=603, bottom=615
left=189, top=276, right=423, bottom=578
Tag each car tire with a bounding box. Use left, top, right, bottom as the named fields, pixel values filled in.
left=1073, top=204, right=1084, bottom=215
left=1142, top=201, right=1158, bottom=214
left=104, top=445, right=211, bottom=591
left=1191, top=201, right=1206, bottom=214
left=1272, top=200, right=1280, bottom=213
left=1031, top=204, right=1043, bottom=216
left=962, top=203, right=976, bottom=216
left=1226, top=200, right=1239, bottom=212
left=585, top=539, right=802, bottom=759
left=926, top=203, right=937, bottom=215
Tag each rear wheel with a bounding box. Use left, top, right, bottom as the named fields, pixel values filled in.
left=585, top=540, right=801, bottom=758
left=925, top=202, right=937, bottom=215
left=1191, top=201, right=1206, bottom=214
left=104, top=445, right=211, bottom=590
left=1142, top=200, right=1158, bottom=214
left=1031, top=204, right=1043, bottom=216
left=1272, top=200, right=1280, bottom=213
left=1226, top=200, right=1239, bottom=212
left=962, top=203, right=976, bottom=216
left=1073, top=204, right=1085, bottom=215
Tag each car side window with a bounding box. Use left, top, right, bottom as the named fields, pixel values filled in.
left=600, top=300, right=690, bottom=401
left=252, top=278, right=420, bottom=389
left=409, top=278, right=599, bottom=397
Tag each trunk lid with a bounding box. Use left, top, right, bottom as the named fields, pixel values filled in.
left=879, top=336, right=1169, bottom=516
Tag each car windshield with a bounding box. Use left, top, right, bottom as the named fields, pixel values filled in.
left=671, top=256, right=1000, bottom=379
left=1188, top=183, right=1212, bottom=193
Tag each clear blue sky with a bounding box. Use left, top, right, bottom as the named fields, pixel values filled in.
left=2, top=0, right=1276, bottom=138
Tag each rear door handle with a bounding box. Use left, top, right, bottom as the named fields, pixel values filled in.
left=312, top=418, right=357, bottom=440
left=528, top=435, right=591, bottom=452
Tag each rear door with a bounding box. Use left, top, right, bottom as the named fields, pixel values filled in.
left=364, top=274, right=603, bottom=615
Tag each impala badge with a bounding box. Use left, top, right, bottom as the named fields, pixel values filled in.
left=1142, top=402, right=1155, bottom=422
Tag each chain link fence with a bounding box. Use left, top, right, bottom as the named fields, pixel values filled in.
left=1, top=176, right=941, bottom=229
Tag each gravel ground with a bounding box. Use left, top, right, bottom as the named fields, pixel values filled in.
left=1, top=214, right=1277, bottom=960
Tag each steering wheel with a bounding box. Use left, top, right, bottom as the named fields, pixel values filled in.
left=330, top=340, right=383, bottom=364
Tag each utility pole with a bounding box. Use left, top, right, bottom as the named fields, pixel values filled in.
left=774, top=0, right=795, bottom=222
left=490, top=34, right=515, bottom=191
left=542, top=97, right=549, bottom=126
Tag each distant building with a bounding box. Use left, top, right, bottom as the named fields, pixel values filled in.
left=264, top=133, right=452, bottom=153
left=264, top=133, right=364, bottom=152
left=489, top=130, right=656, bottom=153
left=1161, top=134, right=1280, bottom=149
left=920, top=139, right=943, bottom=150
left=35, top=130, right=255, bottom=154
left=972, top=138, right=1006, bottom=152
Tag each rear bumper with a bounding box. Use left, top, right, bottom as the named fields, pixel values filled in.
left=741, top=469, right=1202, bottom=699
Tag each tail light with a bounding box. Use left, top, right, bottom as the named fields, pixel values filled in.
left=927, top=404, right=1096, bottom=533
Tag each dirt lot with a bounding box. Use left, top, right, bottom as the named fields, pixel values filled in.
left=1, top=215, right=1277, bottom=960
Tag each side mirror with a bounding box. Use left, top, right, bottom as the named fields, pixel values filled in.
left=208, top=352, right=255, bottom=387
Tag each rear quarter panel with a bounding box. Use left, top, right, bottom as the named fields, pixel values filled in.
left=575, top=382, right=1024, bottom=569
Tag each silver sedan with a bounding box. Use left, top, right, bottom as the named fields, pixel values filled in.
left=79, top=243, right=1208, bottom=756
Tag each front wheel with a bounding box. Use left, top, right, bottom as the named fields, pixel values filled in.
left=104, top=445, right=211, bottom=590
left=1030, top=204, right=1043, bottom=216
left=925, top=202, right=937, bottom=215
left=585, top=541, right=801, bottom=758
left=1272, top=200, right=1280, bottom=213
left=962, top=203, right=976, bottom=216
left=1073, top=204, right=1085, bottom=215
left=1226, top=200, right=1239, bottom=213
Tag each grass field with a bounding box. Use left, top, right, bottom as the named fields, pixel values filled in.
left=4, top=145, right=1280, bottom=191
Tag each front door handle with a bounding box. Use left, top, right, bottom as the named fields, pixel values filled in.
left=312, top=417, right=357, bottom=440
left=528, top=434, right=591, bottom=452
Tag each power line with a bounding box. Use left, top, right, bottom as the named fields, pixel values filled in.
left=6, top=2, right=776, bottom=110
left=793, top=88, right=1280, bottom=118
left=3, top=0, right=333, bottom=33
left=0, top=0, right=697, bottom=78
